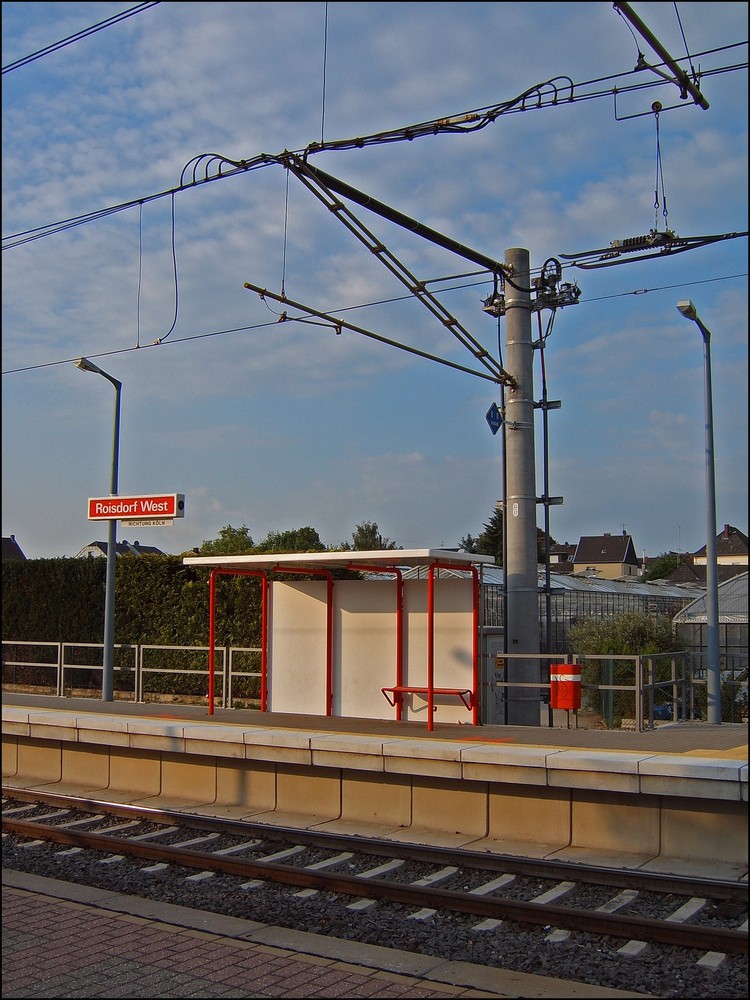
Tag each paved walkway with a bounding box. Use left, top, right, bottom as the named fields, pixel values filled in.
left=2, top=871, right=645, bottom=998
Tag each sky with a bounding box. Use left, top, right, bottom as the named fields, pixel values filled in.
left=2, top=1, right=748, bottom=562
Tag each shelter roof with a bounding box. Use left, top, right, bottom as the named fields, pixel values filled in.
left=183, top=548, right=495, bottom=572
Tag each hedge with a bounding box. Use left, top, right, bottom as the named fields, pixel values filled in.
left=2, top=555, right=263, bottom=648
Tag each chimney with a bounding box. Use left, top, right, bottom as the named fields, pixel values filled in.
left=723, top=524, right=730, bottom=538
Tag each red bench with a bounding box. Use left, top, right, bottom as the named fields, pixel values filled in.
left=381, top=686, right=474, bottom=711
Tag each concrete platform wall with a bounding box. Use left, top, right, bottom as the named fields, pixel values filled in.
left=3, top=713, right=747, bottom=878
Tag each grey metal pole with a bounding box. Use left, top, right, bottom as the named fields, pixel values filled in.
left=504, top=248, right=540, bottom=725
left=675, top=303, right=721, bottom=724
left=76, top=359, right=122, bottom=702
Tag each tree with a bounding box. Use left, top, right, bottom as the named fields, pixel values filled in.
left=348, top=521, right=399, bottom=551
left=569, top=612, right=677, bottom=656
left=254, top=526, right=325, bottom=553
left=641, top=552, right=681, bottom=582
left=472, top=506, right=555, bottom=565
left=475, top=507, right=503, bottom=563
left=458, top=533, right=480, bottom=553
left=198, top=525, right=254, bottom=555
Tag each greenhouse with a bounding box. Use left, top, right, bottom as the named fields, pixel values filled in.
left=673, top=571, right=748, bottom=669
left=399, top=563, right=706, bottom=654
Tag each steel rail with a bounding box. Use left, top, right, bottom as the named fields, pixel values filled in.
left=3, top=786, right=745, bottom=901
left=4, top=816, right=747, bottom=955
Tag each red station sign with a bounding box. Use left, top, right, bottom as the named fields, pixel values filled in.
left=87, top=493, right=185, bottom=521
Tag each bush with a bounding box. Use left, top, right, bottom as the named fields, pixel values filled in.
left=569, top=612, right=683, bottom=727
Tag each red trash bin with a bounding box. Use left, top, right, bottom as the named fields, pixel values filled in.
left=550, top=663, right=581, bottom=710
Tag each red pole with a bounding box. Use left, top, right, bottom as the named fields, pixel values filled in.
left=208, top=569, right=217, bottom=715
left=259, top=574, right=268, bottom=711
left=471, top=566, right=479, bottom=725
left=346, top=564, right=404, bottom=720
left=427, top=564, right=435, bottom=730
left=427, top=561, right=480, bottom=729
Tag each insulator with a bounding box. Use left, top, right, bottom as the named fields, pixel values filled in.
left=622, top=235, right=650, bottom=248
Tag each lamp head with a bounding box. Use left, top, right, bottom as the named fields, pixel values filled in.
left=76, top=357, right=104, bottom=375
left=75, top=357, right=121, bottom=389
left=676, top=300, right=697, bottom=321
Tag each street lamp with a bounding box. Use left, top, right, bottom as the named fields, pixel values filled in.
left=75, top=358, right=122, bottom=702
left=675, top=301, right=721, bottom=724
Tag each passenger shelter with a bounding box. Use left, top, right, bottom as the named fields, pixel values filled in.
left=183, top=549, right=495, bottom=730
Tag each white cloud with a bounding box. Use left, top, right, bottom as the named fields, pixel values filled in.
left=3, top=2, right=747, bottom=561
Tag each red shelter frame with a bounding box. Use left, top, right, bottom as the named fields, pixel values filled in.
left=190, top=550, right=492, bottom=727
left=208, top=567, right=269, bottom=716
left=381, top=559, right=480, bottom=731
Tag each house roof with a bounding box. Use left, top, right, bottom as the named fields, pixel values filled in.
left=1, top=535, right=26, bottom=561
left=693, top=524, right=749, bottom=561
left=573, top=533, right=639, bottom=566
left=76, top=539, right=166, bottom=557
left=667, top=562, right=746, bottom=586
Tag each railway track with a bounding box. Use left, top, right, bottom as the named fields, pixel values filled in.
left=3, top=787, right=748, bottom=995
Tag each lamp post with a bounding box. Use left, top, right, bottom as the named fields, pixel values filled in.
left=75, top=358, right=122, bottom=702
left=675, top=301, right=721, bottom=724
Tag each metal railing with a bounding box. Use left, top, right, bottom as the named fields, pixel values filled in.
left=485, top=650, right=698, bottom=731
left=1, top=640, right=262, bottom=709
left=3, top=640, right=745, bottom=728
left=481, top=648, right=747, bottom=730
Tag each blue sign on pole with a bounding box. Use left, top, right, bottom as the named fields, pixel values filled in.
left=486, top=402, right=503, bottom=435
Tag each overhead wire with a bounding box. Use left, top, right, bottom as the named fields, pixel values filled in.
left=280, top=167, right=290, bottom=299
left=152, top=192, right=179, bottom=344
left=615, top=4, right=646, bottom=65
left=3, top=45, right=745, bottom=253
left=137, top=202, right=143, bottom=348
left=653, top=108, right=669, bottom=232
left=1, top=2, right=161, bottom=74
left=1, top=27, right=745, bottom=375
left=673, top=2, right=697, bottom=80
left=3, top=269, right=745, bottom=377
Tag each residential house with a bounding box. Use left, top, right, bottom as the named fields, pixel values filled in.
left=1, top=535, right=27, bottom=561
left=75, top=539, right=166, bottom=558
left=549, top=542, right=576, bottom=573
left=571, top=531, right=640, bottom=579
left=668, top=524, right=748, bottom=585
left=693, top=523, right=749, bottom=568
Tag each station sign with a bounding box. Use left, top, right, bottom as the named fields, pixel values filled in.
left=88, top=493, right=185, bottom=521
